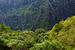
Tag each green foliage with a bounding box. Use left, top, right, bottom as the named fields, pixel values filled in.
left=35, top=28, right=48, bottom=43
left=35, top=28, right=46, bottom=34
left=49, top=16, right=75, bottom=49
left=21, top=31, right=36, bottom=48
left=0, top=25, right=36, bottom=50
left=57, top=16, right=75, bottom=49
left=36, top=32, right=49, bottom=43
left=0, top=24, right=12, bottom=33
left=48, top=21, right=64, bottom=40
left=0, top=16, right=75, bottom=50
left=30, top=40, right=63, bottom=50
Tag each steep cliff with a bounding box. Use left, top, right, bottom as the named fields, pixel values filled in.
left=0, top=0, right=75, bottom=30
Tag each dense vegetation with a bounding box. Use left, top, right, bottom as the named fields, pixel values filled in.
left=0, top=16, right=75, bottom=50
left=0, top=0, right=75, bottom=30
left=0, top=0, right=75, bottom=50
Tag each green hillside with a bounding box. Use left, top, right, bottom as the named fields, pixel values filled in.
left=0, top=16, right=75, bottom=50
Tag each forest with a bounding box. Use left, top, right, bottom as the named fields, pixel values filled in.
left=0, top=16, right=75, bottom=50
left=0, top=0, right=75, bottom=50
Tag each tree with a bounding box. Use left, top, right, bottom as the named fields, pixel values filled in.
left=35, top=28, right=46, bottom=34
left=0, top=24, right=12, bottom=33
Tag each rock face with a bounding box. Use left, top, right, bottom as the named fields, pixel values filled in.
left=0, top=0, right=24, bottom=6
left=0, top=0, right=75, bottom=30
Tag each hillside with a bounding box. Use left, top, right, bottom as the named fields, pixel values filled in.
left=0, top=0, right=75, bottom=30
left=0, top=16, right=75, bottom=50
